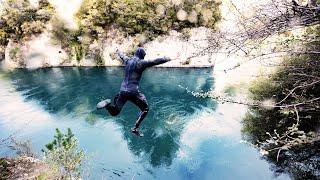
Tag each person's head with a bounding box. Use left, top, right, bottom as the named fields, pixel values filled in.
left=134, top=47, right=146, bottom=59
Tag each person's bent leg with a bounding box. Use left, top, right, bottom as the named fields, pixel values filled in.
left=106, top=92, right=127, bottom=116
left=106, top=105, right=121, bottom=116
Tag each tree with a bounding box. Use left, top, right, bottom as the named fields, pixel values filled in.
left=76, top=0, right=221, bottom=37
left=199, top=0, right=320, bottom=178
left=0, top=0, right=55, bottom=45
left=42, top=128, right=84, bottom=179
left=185, top=0, right=319, bottom=178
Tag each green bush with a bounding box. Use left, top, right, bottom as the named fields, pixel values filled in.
left=50, top=17, right=89, bottom=62
left=242, top=25, right=320, bottom=179
left=51, top=0, right=221, bottom=64
left=0, top=0, right=54, bottom=45
left=94, top=53, right=105, bottom=66
left=76, top=0, right=221, bottom=38
left=42, top=128, right=84, bottom=179
left=243, top=55, right=320, bottom=141
left=0, top=30, right=9, bottom=46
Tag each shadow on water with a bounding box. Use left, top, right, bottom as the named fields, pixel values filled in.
left=8, top=67, right=216, bottom=167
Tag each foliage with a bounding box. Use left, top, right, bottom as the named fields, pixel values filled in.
left=0, top=46, right=5, bottom=60
left=243, top=56, right=320, bottom=142
left=50, top=17, right=89, bottom=62
left=0, top=0, right=55, bottom=46
left=202, top=0, right=320, bottom=61
left=50, top=17, right=71, bottom=49
left=8, top=138, right=34, bottom=157
left=42, top=128, right=84, bottom=179
left=76, top=0, right=221, bottom=38
left=242, top=25, right=320, bottom=179
left=73, top=43, right=85, bottom=62
left=38, top=0, right=221, bottom=64
left=9, top=47, right=20, bottom=60
left=0, top=158, right=11, bottom=179
left=94, top=53, right=105, bottom=66
left=8, top=45, right=25, bottom=66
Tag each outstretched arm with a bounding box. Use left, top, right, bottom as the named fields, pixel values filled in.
left=116, top=49, right=130, bottom=64
left=141, top=57, right=171, bottom=68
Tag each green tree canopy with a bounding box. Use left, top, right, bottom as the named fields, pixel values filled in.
left=76, top=0, right=221, bottom=38
left=0, top=0, right=55, bottom=46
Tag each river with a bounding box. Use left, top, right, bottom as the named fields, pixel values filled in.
left=0, top=67, right=289, bottom=179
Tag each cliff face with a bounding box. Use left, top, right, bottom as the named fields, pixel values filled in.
left=0, top=0, right=221, bottom=68
left=0, top=0, right=222, bottom=69
left=1, top=27, right=215, bottom=69
left=3, top=33, right=67, bottom=69
left=100, top=27, right=214, bottom=68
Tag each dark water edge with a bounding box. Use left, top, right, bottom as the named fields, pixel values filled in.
left=0, top=67, right=290, bottom=179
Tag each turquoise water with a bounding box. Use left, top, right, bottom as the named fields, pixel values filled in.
left=0, top=67, right=289, bottom=179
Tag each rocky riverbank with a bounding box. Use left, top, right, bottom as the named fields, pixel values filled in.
left=0, top=156, right=52, bottom=179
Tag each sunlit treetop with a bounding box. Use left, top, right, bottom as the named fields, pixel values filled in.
left=76, top=0, right=221, bottom=38
left=0, top=0, right=55, bottom=45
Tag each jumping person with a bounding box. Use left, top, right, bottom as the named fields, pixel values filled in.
left=96, top=47, right=171, bottom=136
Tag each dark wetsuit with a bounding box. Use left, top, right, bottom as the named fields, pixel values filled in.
left=106, top=48, right=170, bottom=129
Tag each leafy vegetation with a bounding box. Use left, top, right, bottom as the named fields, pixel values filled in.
left=47, top=0, right=221, bottom=65
left=242, top=25, right=320, bottom=179
left=0, top=158, right=11, bottom=179
left=0, top=0, right=54, bottom=45
left=50, top=18, right=90, bottom=62
left=42, top=128, right=84, bottom=179
left=76, top=0, right=221, bottom=38
left=0, top=0, right=55, bottom=60
left=0, top=0, right=221, bottom=65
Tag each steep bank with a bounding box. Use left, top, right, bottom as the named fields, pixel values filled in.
left=0, top=0, right=220, bottom=69
left=1, top=27, right=215, bottom=69
left=0, top=156, right=52, bottom=179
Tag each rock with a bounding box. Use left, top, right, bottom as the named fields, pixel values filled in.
left=4, top=40, right=25, bottom=69
left=2, top=27, right=215, bottom=68
left=0, top=156, right=53, bottom=179
left=3, top=32, right=69, bottom=69
left=100, top=27, right=214, bottom=67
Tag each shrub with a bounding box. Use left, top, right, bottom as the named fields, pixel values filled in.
left=0, top=0, right=54, bottom=45
left=76, top=0, right=221, bottom=38
left=242, top=25, right=320, bottom=179
left=42, top=128, right=84, bottom=179
left=94, top=53, right=105, bottom=66
left=8, top=138, right=34, bottom=157
left=50, top=17, right=89, bottom=62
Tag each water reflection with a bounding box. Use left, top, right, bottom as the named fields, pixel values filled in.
left=8, top=67, right=216, bottom=167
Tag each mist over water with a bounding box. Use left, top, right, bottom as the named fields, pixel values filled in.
left=0, top=67, right=289, bottom=179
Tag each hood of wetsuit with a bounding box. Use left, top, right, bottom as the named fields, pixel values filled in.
left=134, top=47, right=146, bottom=59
